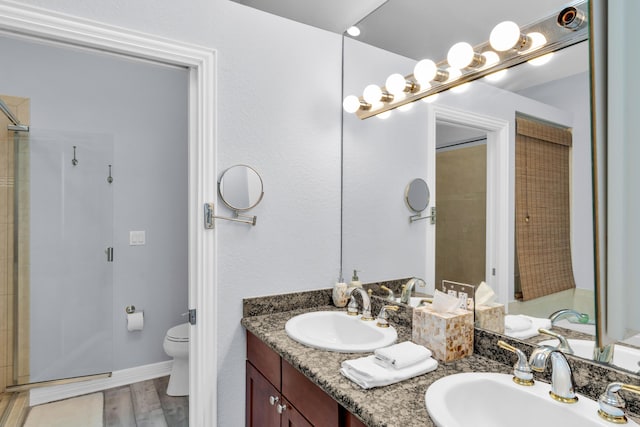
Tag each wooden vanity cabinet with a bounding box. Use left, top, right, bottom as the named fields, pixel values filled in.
left=246, top=331, right=365, bottom=427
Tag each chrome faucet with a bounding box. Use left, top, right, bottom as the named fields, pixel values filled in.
left=400, top=277, right=425, bottom=304
left=539, top=328, right=574, bottom=355
left=346, top=286, right=373, bottom=320
left=548, top=309, right=589, bottom=326
left=529, top=345, right=578, bottom=403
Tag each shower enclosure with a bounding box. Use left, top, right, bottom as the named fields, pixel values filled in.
left=2, top=96, right=114, bottom=388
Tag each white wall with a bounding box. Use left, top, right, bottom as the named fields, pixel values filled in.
left=8, top=0, right=343, bottom=425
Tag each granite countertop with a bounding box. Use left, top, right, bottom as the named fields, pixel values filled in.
left=241, top=305, right=513, bottom=427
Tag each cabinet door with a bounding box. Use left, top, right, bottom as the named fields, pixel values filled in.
left=246, top=361, right=281, bottom=427
left=279, top=397, right=312, bottom=427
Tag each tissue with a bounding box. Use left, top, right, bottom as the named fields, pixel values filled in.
left=475, top=281, right=496, bottom=306
left=474, top=282, right=505, bottom=333
left=431, top=289, right=460, bottom=313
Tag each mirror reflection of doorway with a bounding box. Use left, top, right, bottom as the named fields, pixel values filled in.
left=434, top=122, right=487, bottom=291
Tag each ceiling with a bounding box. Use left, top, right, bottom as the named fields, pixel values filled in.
left=230, top=0, right=588, bottom=91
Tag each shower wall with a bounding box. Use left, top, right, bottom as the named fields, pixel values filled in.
left=0, top=95, right=29, bottom=391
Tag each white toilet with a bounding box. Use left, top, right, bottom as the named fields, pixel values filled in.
left=163, top=322, right=190, bottom=396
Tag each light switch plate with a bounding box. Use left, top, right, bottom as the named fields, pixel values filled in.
left=129, top=230, right=146, bottom=246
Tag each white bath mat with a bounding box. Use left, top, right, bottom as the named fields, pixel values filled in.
left=24, top=392, right=103, bottom=427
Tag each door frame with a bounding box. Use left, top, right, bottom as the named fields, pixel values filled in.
left=427, top=104, right=510, bottom=306
left=0, top=2, right=217, bottom=424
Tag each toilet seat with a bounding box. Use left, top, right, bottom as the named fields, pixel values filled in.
left=166, top=323, right=190, bottom=342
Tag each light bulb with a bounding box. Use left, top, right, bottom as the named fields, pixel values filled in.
left=398, top=102, right=414, bottom=112
left=446, top=67, right=462, bottom=82
left=414, top=59, right=437, bottom=84
left=528, top=52, right=554, bottom=66
left=482, top=51, right=500, bottom=67
left=386, top=73, right=409, bottom=96
left=346, top=26, right=360, bottom=37
left=490, top=21, right=522, bottom=51
left=342, top=95, right=362, bottom=113
left=451, top=82, right=471, bottom=93
left=363, top=84, right=383, bottom=104
left=525, top=32, right=547, bottom=52
left=447, top=42, right=475, bottom=69
left=422, top=93, right=439, bottom=103
left=485, top=69, right=508, bottom=82
left=376, top=110, right=391, bottom=120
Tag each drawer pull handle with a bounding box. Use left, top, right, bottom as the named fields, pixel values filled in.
left=277, top=403, right=287, bottom=414
left=269, top=396, right=279, bottom=406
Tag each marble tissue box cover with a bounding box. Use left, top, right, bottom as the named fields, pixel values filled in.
left=412, top=304, right=474, bottom=362
left=475, top=303, right=505, bottom=334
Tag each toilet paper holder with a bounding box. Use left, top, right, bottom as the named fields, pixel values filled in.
left=125, top=305, right=136, bottom=314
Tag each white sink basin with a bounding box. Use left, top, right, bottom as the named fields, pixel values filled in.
left=285, top=311, right=397, bottom=353
left=539, top=339, right=640, bottom=372
left=425, top=372, right=639, bottom=427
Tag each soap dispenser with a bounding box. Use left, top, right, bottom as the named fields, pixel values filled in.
left=332, top=276, right=348, bottom=308
left=349, top=270, right=362, bottom=288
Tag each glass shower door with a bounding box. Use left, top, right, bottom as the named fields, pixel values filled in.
left=19, top=130, right=114, bottom=383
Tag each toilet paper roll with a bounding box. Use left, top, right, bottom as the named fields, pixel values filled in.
left=127, top=311, right=144, bottom=332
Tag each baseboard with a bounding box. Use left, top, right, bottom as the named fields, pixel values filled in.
left=29, top=360, right=173, bottom=406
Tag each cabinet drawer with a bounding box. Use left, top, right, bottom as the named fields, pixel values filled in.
left=247, top=331, right=281, bottom=389
left=282, top=359, right=339, bottom=426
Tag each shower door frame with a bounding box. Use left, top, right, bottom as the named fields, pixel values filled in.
left=0, top=3, right=218, bottom=425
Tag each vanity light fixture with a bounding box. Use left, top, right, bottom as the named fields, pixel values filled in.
left=343, top=0, right=588, bottom=119
left=447, top=42, right=486, bottom=69
left=343, top=95, right=370, bottom=113
left=413, top=59, right=449, bottom=85
left=489, top=21, right=531, bottom=52
left=362, top=84, right=393, bottom=104
left=385, top=73, right=419, bottom=96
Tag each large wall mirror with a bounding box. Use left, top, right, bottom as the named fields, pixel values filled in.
left=342, top=0, right=639, bottom=375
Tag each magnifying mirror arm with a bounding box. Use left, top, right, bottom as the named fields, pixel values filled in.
left=204, top=202, right=257, bottom=229
left=409, top=206, right=436, bottom=224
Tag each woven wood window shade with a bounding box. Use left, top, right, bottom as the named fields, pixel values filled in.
left=515, top=116, right=576, bottom=301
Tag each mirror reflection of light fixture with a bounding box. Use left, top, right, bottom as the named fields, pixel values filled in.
left=343, top=0, right=588, bottom=119
left=385, top=73, right=418, bottom=96
left=346, top=26, right=361, bottom=37
left=343, top=95, right=370, bottom=113
left=413, top=59, right=449, bottom=85
left=528, top=52, right=554, bottom=66
left=447, top=42, right=486, bottom=69
left=363, top=84, right=393, bottom=104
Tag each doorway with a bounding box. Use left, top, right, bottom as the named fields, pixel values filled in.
left=435, top=122, right=487, bottom=291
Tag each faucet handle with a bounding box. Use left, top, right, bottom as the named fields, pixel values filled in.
left=497, top=340, right=534, bottom=386
left=380, top=285, right=395, bottom=301
left=376, top=305, right=399, bottom=328
left=598, top=382, right=640, bottom=424
left=539, top=328, right=574, bottom=354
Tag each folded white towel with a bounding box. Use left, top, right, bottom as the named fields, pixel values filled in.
left=504, top=315, right=552, bottom=339
left=504, top=315, right=533, bottom=332
left=340, top=355, right=438, bottom=389
left=373, top=341, right=432, bottom=369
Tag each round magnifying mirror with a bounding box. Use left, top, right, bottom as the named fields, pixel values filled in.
left=218, top=165, right=264, bottom=211
left=405, top=178, right=430, bottom=213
